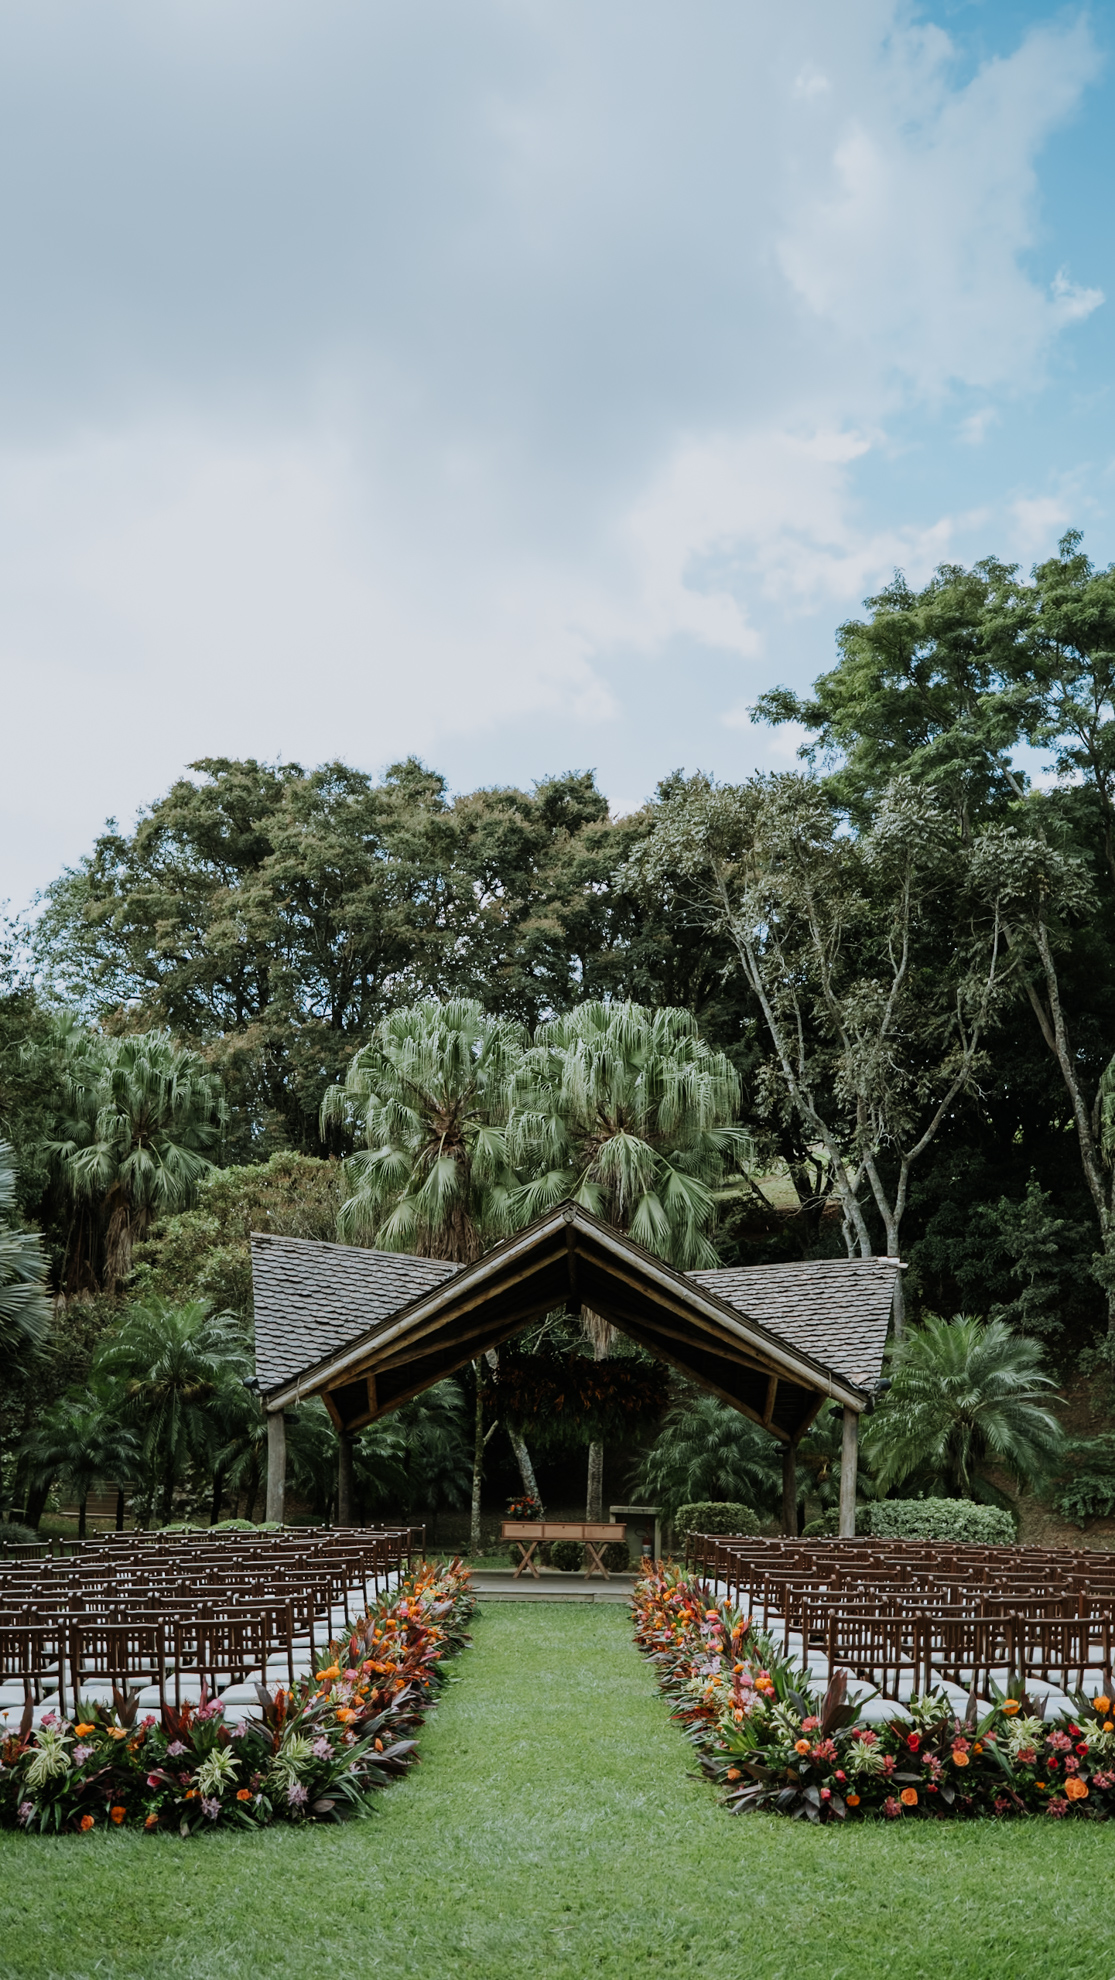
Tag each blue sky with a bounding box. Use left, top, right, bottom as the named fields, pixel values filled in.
left=2, top=0, right=1113, bottom=909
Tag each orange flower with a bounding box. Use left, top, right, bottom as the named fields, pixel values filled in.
left=1093, top=1695, right=1111, bottom=1715
left=144, top=1813, right=158, bottom=1829
left=236, top=1788, right=252, bottom=1802
left=185, top=1788, right=198, bottom=1800
left=318, top=1664, right=340, bottom=1682
left=106, top=1728, right=128, bottom=1741
left=75, top=1723, right=96, bottom=1736
left=1000, top=1700, right=1021, bottom=1717
left=900, top=1788, right=918, bottom=1807
left=335, top=1707, right=357, bottom=1724
left=1065, top=1777, right=1089, bottom=1801
left=1105, top=1721, right=1114, bottom=1733
left=952, top=1750, right=970, bottom=1768
left=794, top=1739, right=811, bottom=1755
left=109, top=1806, right=126, bottom=1824
left=846, top=1793, right=861, bottom=1807
left=80, top=1814, right=95, bottom=1831
left=725, top=1768, right=741, bottom=1781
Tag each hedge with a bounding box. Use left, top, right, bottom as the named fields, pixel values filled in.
left=675, top=1502, right=760, bottom=1537
left=859, top=1498, right=1014, bottom=1544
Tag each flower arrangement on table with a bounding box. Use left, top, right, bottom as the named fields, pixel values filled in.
left=505, top=1495, right=543, bottom=1521
left=0, top=1559, right=473, bottom=1837
left=633, top=1565, right=1115, bottom=1823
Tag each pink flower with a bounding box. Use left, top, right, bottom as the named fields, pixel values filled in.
left=17, top=1801, right=34, bottom=1827
left=1063, top=1756, right=1080, bottom=1774
left=1016, top=1747, right=1037, bottom=1766
left=1047, top=1731, right=1073, bottom=1754
left=1046, top=1796, right=1069, bottom=1818
left=286, top=1781, right=309, bottom=1807
left=800, top=1717, right=820, bottom=1732
left=820, top=1788, right=832, bottom=1800
left=1092, top=1771, right=1115, bottom=1790
left=882, top=1796, right=903, bottom=1819
left=73, top=1745, right=92, bottom=1763
left=166, top=1740, right=187, bottom=1757
left=201, top=1796, right=220, bottom=1820
left=312, top=1737, right=333, bottom=1759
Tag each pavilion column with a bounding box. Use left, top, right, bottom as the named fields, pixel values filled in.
left=781, top=1442, right=798, bottom=1537
left=265, top=1408, right=286, bottom=1525
left=838, top=1407, right=858, bottom=1538
left=337, top=1430, right=354, bottom=1526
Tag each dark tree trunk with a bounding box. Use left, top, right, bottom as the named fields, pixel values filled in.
left=115, top=1485, right=126, bottom=1532
left=78, top=1492, right=88, bottom=1540
left=209, top=1469, right=224, bottom=1526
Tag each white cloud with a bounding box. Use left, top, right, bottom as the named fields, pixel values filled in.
left=0, top=1, right=1104, bottom=906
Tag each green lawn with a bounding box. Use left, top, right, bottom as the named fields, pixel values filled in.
left=3, top=1601, right=1115, bottom=1980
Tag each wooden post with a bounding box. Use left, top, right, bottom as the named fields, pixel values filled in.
left=337, top=1430, right=354, bottom=1526
left=781, top=1442, right=798, bottom=1537
left=265, top=1408, right=286, bottom=1525
left=839, top=1406, right=858, bottom=1538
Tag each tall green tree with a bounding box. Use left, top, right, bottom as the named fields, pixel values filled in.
left=511, top=999, right=748, bottom=1516
left=324, top=998, right=536, bottom=1548
left=96, top=1298, right=247, bottom=1524
left=624, top=778, right=1012, bottom=1327
left=0, top=1141, right=50, bottom=1368
left=44, top=1027, right=225, bottom=1294
left=23, top=1384, right=139, bottom=1538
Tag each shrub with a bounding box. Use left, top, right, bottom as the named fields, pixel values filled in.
left=801, top=1512, right=839, bottom=1538
left=550, top=1539, right=583, bottom=1571
left=600, top=1540, right=631, bottom=1572
left=859, top=1498, right=1014, bottom=1544
left=674, top=1501, right=760, bottom=1537
left=0, top=1520, right=38, bottom=1549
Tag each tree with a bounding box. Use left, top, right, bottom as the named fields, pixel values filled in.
left=96, top=1298, right=248, bottom=1524
left=866, top=1313, right=1063, bottom=1501
left=0, top=1141, right=50, bottom=1368
left=43, top=1027, right=226, bottom=1295
left=633, top=1392, right=780, bottom=1525
left=511, top=999, right=748, bottom=1516
left=23, top=1385, right=139, bottom=1538
left=33, top=757, right=642, bottom=1153
left=324, top=998, right=535, bottom=1549
left=624, top=778, right=1010, bottom=1327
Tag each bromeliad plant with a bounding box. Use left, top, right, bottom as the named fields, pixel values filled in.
left=0, top=1560, right=472, bottom=1837
left=634, top=1566, right=1115, bottom=1823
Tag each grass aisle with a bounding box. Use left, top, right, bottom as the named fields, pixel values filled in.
left=3, top=1600, right=1115, bottom=1980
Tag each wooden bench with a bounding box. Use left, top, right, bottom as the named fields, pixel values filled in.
left=499, top=1521, right=627, bottom=1580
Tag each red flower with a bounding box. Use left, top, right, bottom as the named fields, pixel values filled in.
left=906, top=1733, right=921, bottom=1752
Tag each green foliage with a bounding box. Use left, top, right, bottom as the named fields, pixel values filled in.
left=34, top=757, right=643, bottom=1154
left=0, top=1519, right=38, bottom=1546
left=673, top=1500, right=760, bottom=1536
left=131, top=1151, right=345, bottom=1320
left=511, top=1000, right=748, bottom=1270
left=866, top=1313, right=1063, bottom=1500
left=549, top=1539, right=583, bottom=1571
left=0, top=1141, right=49, bottom=1367
left=1046, top=1433, right=1115, bottom=1527
left=325, top=998, right=526, bottom=1260
left=36, top=1022, right=226, bottom=1295
left=857, top=1497, right=1015, bottom=1543
left=482, top=1347, right=670, bottom=1447
left=95, top=1297, right=249, bottom=1523
left=634, top=1393, right=781, bottom=1521
left=22, top=1382, right=140, bottom=1537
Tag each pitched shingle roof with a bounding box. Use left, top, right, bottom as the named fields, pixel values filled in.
left=252, top=1233, right=459, bottom=1393
left=690, top=1259, right=897, bottom=1392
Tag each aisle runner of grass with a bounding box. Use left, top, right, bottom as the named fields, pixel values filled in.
left=3, top=1602, right=1115, bottom=1980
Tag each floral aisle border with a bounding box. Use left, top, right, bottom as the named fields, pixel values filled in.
left=633, top=1566, right=1115, bottom=1823
left=1, top=1559, right=473, bottom=1836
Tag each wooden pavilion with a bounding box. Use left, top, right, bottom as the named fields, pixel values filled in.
left=251, top=1202, right=902, bottom=1538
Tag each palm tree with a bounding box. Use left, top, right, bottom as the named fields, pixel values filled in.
left=511, top=1001, right=748, bottom=1516
left=866, top=1312, right=1064, bottom=1501
left=324, top=1000, right=537, bottom=1549
left=634, top=1392, right=780, bottom=1529
left=47, top=1028, right=226, bottom=1292
left=0, top=1141, right=50, bottom=1366
left=24, top=1385, right=140, bottom=1538
left=96, top=1298, right=248, bottom=1524
left=323, top=997, right=527, bottom=1261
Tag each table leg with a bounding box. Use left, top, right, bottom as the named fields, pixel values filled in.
left=584, top=1540, right=609, bottom=1579
left=513, top=1542, right=540, bottom=1579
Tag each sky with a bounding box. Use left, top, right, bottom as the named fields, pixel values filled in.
left=1, top=0, right=1113, bottom=911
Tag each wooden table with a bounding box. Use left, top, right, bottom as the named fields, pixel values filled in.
left=500, top=1520, right=627, bottom=1579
